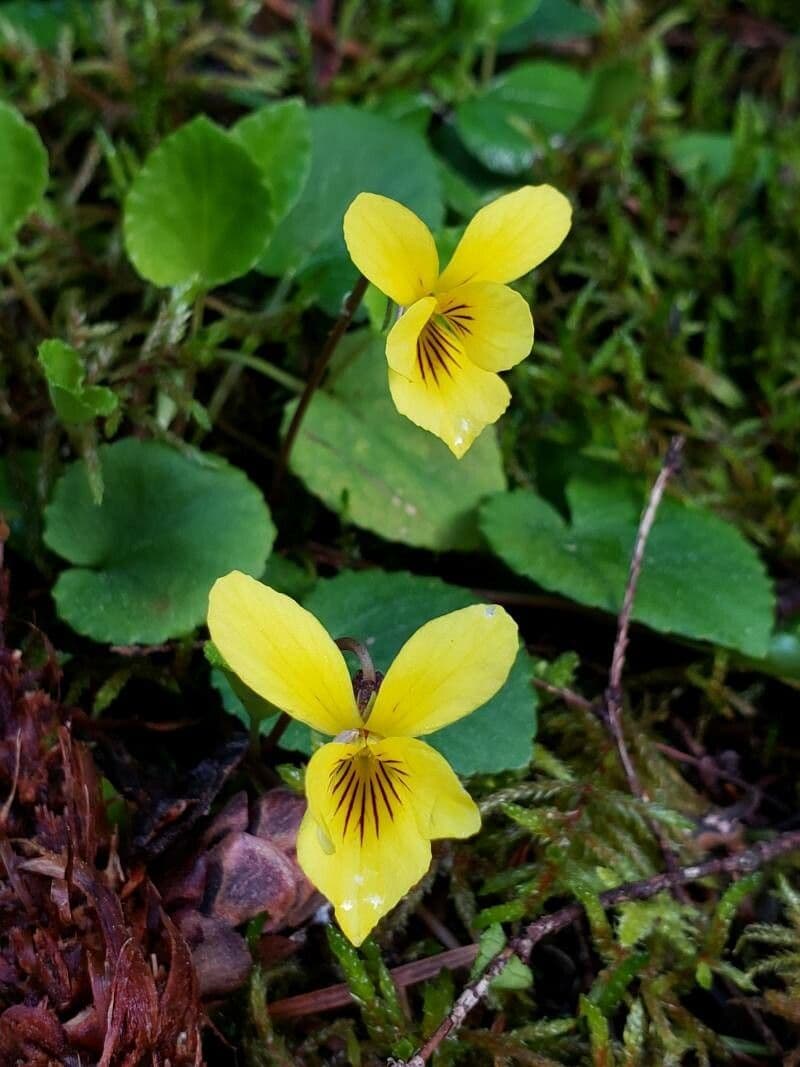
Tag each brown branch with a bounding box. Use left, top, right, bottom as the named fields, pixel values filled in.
left=271, top=274, right=368, bottom=497
left=270, top=944, right=478, bottom=1019
left=598, top=437, right=688, bottom=899
left=392, top=828, right=800, bottom=1067
left=604, top=435, right=685, bottom=800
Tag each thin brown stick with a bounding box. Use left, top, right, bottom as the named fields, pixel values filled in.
left=272, top=274, right=368, bottom=497
left=531, top=678, right=593, bottom=712
left=270, top=945, right=478, bottom=1019
left=604, top=435, right=685, bottom=801
left=392, top=828, right=800, bottom=1067
left=598, top=437, right=689, bottom=900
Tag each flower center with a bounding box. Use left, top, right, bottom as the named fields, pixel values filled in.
left=415, top=301, right=474, bottom=387
left=328, top=741, right=409, bottom=844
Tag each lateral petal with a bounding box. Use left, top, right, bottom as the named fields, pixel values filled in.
left=437, top=185, right=571, bottom=290
left=343, top=192, right=439, bottom=307
left=368, top=603, right=519, bottom=737
left=208, top=571, right=360, bottom=736
left=439, top=281, right=534, bottom=372
left=386, top=296, right=436, bottom=379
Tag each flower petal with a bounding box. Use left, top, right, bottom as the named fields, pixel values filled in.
left=387, top=737, right=480, bottom=839
left=208, top=571, right=360, bottom=736
left=297, top=738, right=432, bottom=946
left=386, top=296, right=436, bottom=379
left=388, top=350, right=510, bottom=458
left=436, top=185, right=571, bottom=291
left=368, top=603, right=519, bottom=737
left=343, top=192, right=439, bottom=307
left=439, top=281, right=534, bottom=372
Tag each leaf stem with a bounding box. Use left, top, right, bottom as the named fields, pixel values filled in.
left=272, top=273, right=368, bottom=498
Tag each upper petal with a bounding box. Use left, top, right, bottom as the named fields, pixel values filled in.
left=297, top=737, right=432, bottom=945
left=439, top=281, right=534, bottom=372
left=368, top=603, right=519, bottom=737
left=343, top=192, right=439, bottom=307
left=437, top=185, right=572, bottom=290
left=207, top=571, right=360, bottom=736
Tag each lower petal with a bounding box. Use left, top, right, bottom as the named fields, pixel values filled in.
left=297, top=738, right=432, bottom=945
left=388, top=356, right=510, bottom=458
left=439, top=282, right=533, bottom=372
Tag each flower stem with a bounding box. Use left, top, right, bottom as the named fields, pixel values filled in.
left=272, top=273, right=368, bottom=497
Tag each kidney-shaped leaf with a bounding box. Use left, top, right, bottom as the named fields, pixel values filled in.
left=284, top=331, right=505, bottom=551
left=480, top=474, right=774, bottom=657
left=44, top=438, right=275, bottom=644
left=124, top=116, right=273, bottom=288
left=233, top=99, right=311, bottom=225
left=0, top=101, right=48, bottom=257
left=455, top=61, right=590, bottom=175
left=259, top=105, right=443, bottom=277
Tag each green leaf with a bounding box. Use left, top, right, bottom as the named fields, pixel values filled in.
left=0, top=101, right=48, bottom=258
left=38, top=339, right=118, bottom=425
left=232, top=99, right=311, bottom=225
left=663, top=132, right=771, bottom=191
left=500, top=0, right=600, bottom=51
left=259, top=105, right=443, bottom=278
left=455, top=62, right=591, bottom=174
left=123, top=116, right=273, bottom=288
left=43, top=438, right=275, bottom=644
left=470, top=925, right=532, bottom=991
left=284, top=331, right=505, bottom=551
left=0, top=0, right=85, bottom=49
left=480, top=472, right=774, bottom=657
left=663, top=133, right=734, bottom=188
left=302, top=569, right=535, bottom=775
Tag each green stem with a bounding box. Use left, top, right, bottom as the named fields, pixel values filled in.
left=272, top=273, right=368, bottom=497
left=214, top=350, right=304, bottom=393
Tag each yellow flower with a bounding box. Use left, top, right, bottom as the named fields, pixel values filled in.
left=208, top=571, right=519, bottom=946
left=343, top=185, right=571, bottom=458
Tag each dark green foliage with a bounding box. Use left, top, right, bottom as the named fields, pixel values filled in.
left=2, top=1, right=800, bottom=1064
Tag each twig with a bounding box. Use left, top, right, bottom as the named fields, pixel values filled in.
left=604, top=435, right=685, bottom=801
left=599, top=437, right=689, bottom=899
left=392, top=827, right=800, bottom=1067
left=270, top=945, right=478, bottom=1019
left=531, top=678, right=593, bottom=713
left=271, top=274, right=368, bottom=497
left=4, top=259, right=50, bottom=334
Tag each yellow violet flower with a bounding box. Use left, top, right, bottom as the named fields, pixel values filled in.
left=208, top=571, right=519, bottom=946
left=343, top=185, right=572, bottom=458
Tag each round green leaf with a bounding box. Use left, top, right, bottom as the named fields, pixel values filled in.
left=455, top=62, right=590, bottom=174
left=259, top=104, right=443, bottom=277
left=284, top=331, right=506, bottom=551
left=0, top=101, right=48, bottom=257
left=123, top=116, right=273, bottom=288
left=480, top=474, right=774, bottom=657
left=232, top=99, right=311, bottom=225
left=44, top=438, right=275, bottom=644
